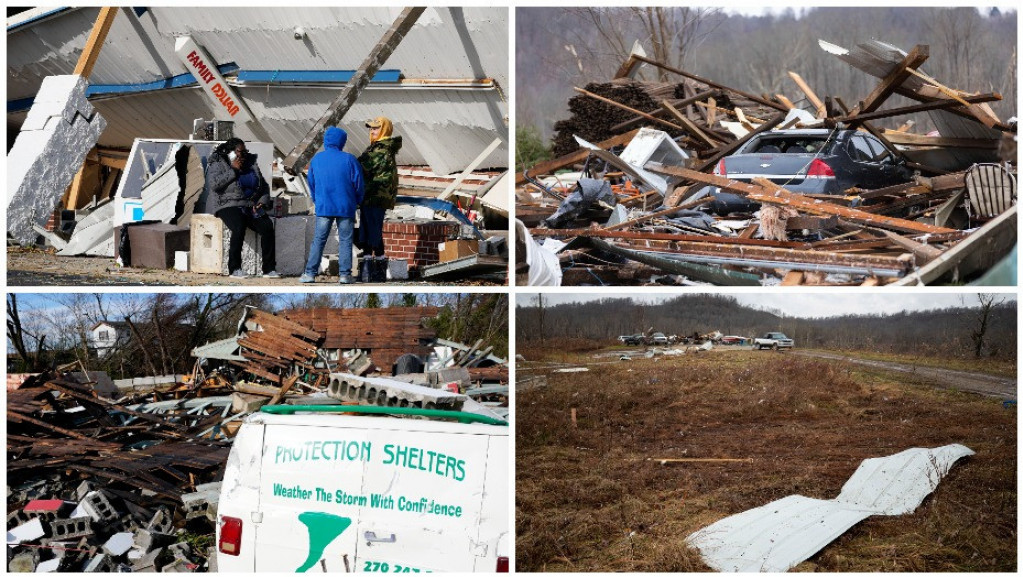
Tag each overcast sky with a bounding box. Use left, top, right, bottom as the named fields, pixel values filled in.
left=515, top=292, right=1016, bottom=318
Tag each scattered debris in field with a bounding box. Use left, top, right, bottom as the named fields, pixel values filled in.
left=687, top=444, right=975, bottom=572
left=516, top=39, right=1016, bottom=286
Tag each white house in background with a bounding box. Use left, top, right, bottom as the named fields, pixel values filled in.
left=89, top=321, right=131, bottom=357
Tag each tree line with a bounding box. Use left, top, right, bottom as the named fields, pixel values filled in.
left=7, top=293, right=508, bottom=377
left=518, top=7, right=1017, bottom=142
left=517, top=294, right=1016, bottom=359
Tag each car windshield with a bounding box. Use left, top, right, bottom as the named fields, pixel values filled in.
left=748, top=136, right=829, bottom=155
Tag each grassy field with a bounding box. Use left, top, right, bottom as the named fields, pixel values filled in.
left=516, top=347, right=1016, bottom=572
left=819, top=348, right=1017, bottom=379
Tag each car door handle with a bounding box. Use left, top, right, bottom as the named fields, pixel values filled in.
left=364, top=531, right=396, bottom=544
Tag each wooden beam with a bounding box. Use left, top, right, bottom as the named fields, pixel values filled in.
left=438, top=137, right=503, bottom=200
left=610, top=89, right=721, bottom=133
left=73, top=7, right=118, bottom=78
left=631, top=54, right=787, bottom=112
left=284, top=7, right=425, bottom=173
left=661, top=100, right=719, bottom=148
left=787, top=72, right=826, bottom=118
left=845, top=45, right=929, bottom=127
left=833, top=93, right=1001, bottom=124
left=516, top=129, right=639, bottom=184
left=644, top=162, right=955, bottom=235
left=880, top=132, right=1000, bottom=149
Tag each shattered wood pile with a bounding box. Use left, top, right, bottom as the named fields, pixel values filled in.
left=518, top=39, right=1016, bottom=286
left=233, top=307, right=326, bottom=395
left=7, top=372, right=231, bottom=572
left=281, top=306, right=441, bottom=373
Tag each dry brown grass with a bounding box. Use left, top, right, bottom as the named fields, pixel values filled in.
left=516, top=350, right=1016, bottom=572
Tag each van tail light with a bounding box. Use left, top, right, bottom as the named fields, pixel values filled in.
left=713, top=159, right=726, bottom=176
left=496, top=556, right=510, bottom=572
left=806, top=159, right=835, bottom=178
left=219, top=516, right=243, bottom=556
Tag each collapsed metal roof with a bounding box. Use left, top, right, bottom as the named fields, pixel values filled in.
left=7, top=7, right=508, bottom=175
left=687, top=444, right=975, bottom=572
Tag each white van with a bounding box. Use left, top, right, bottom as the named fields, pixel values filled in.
left=216, top=406, right=510, bottom=572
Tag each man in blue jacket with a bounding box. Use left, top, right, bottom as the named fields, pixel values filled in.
left=300, top=126, right=365, bottom=284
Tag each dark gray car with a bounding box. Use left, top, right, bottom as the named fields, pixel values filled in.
left=704, top=129, right=913, bottom=214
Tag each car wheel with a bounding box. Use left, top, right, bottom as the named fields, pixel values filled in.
left=772, top=343, right=779, bottom=351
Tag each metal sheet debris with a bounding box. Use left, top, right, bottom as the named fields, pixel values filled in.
left=687, top=444, right=975, bottom=572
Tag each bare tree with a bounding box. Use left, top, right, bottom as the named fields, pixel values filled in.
left=969, top=293, right=1004, bottom=358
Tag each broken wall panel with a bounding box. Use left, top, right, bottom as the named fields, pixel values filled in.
left=8, top=74, right=107, bottom=246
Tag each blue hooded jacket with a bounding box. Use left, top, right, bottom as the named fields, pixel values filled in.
left=307, top=127, right=365, bottom=217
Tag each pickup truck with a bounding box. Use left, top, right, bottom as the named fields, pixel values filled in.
left=754, top=332, right=794, bottom=350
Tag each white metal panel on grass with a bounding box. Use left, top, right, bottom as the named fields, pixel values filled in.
left=687, top=444, right=974, bottom=572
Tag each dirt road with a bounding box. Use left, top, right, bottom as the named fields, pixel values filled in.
left=795, top=350, right=1016, bottom=400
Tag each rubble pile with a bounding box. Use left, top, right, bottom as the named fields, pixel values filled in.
left=517, top=40, right=1017, bottom=286
left=7, top=307, right=509, bottom=572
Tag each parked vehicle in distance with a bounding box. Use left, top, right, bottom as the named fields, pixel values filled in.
left=702, top=129, right=914, bottom=215
left=649, top=332, right=669, bottom=345
left=754, top=332, right=794, bottom=350
left=217, top=406, right=509, bottom=572
left=720, top=335, right=745, bottom=345
left=619, top=334, right=645, bottom=345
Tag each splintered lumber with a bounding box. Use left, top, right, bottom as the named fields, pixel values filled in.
left=611, top=89, right=722, bottom=132
left=573, top=87, right=685, bottom=133
left=844, top=45, right=929, bottom=127
left=662, top=100, right=720, bottom=147
left=515, top=129, right=639, bottom=185
left=894, top=205, right=1017, bottom=285
left=787, top=71, right=826, bottom=118
left=833, top=93, right=1001, bottom=124
left=880, top=132, right=1000, bottom=149
left=631, top=54, right=787, bottom=112
left=284, top=7, right=424, bottom=173
left=645, top=163, right=955, bottom=235
left=883, top=231, right=943, bottom=265
left=530, top=227, right=807, bottom=249
left=694, top=112, right=787, bottom=173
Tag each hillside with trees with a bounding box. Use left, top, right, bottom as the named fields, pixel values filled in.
left=517, top=7, right=1017, bottom=147
left=516, top=294, right=1016, bottom=360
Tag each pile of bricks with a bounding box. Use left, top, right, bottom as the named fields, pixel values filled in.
left=382, top=219, right=459, bottom=274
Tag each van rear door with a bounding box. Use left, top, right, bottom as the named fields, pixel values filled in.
left=254, top=422, right=370, bottom=572
left=354, top=425, right=491, bottom=573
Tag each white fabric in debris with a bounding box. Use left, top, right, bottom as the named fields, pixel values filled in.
left=516, top=219, right=561, bottom=286
left=687, top=444, right=974, bottom=572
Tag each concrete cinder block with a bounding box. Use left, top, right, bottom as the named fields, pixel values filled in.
left=230, top=392, right=269, bottom=414
left=144, top=507, right=173, bottom=534
left=189, top=214, right=223, bottom=274
left=79, top=491, right=118, bottom=523
left=48, top=516, right=92, bottom=540
left=180, top=485, right=221, bottom=521
left=8, top=75, right=106, bottom=246
left=131, top=547, right=163, bottom=572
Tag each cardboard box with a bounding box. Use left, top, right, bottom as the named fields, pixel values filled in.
left=438, top=239, right=479, bottom=263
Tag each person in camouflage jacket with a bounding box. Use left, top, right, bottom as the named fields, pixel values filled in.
left=357, top=116, right=402, bottom=257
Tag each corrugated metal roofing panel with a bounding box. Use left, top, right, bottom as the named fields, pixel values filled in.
left=688, top=444, right=974, bottom=572
left=8, top=7, right=508, bottom=175
left=192, top=337, right=245, bottom=362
